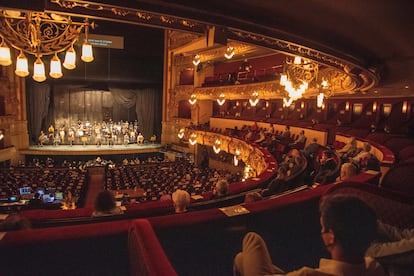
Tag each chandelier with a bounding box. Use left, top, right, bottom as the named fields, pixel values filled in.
left=280, top=56, right=319, bottom=106
left=0, top=10, right=95, bottom=82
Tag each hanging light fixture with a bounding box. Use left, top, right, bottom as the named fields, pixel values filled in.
left=63, top=44, right=77, bottom=70
left=224, top=46, right=235, bottom=59
left=280, top=56, right=318, bottom=105
left=49, top=53, right=63, bottom=79
left=0, top=10, right=96, bottom=82
left=0, top=40, right=11, bottom=66
left=32, top=55, right=46, bottom=82
left=15, top=50, right=29, bottom=77
left=81, top=21, right=94, bottom=62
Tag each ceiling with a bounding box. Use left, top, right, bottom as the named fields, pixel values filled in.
left=1, top=0, right=414, bottom=97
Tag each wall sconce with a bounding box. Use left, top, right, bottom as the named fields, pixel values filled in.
left=243, top=165, right=251, bottom=180
left=249, top=91, right=259, bottom=106
left=177, top=128, right=185, bottom=139
left=300, top=101, right=305, bottom=109
left=283, top=97, right=293, bottom=107
left=345, top=101, right=350, bottom=111
left=373, top=102, right=377, bottom=112
left=402, top=101, right=408, bottom=113
left=233, top=149, right=240, bottom=166
left=192, top=54, right=201, bottom=66
left=217, top=93, right=226, bottom=106
left=317, top=93, right=324, bottom=108
left=189, top=133, right=197, bottom=145
left=224, top=46, right=235, bottom=59
left=213, top=139, right=221, bottom=154
left=189, top=94, right=197, bottom=105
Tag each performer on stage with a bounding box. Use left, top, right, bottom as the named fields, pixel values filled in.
left=68, top=128, right=75, bottom=146
left=150, top=134, right=156, bottom=143
left=53, top=133, right=61, bottom=146
left=59, top=126, right=65, bottom=144
left=38, top=131, right=48, bottom=146
left=124, top=133, right=130, bottom=146
left=137, top=132, right=144, bottom=144
left=48, top=124, right=55, bottom=143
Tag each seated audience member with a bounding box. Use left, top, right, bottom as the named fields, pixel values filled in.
left=303, top=137, right=321, bottom=159
left=172, top=189, right=191, bottom=213
left=337, top=136, right=357, bottom=160
left=289, top=130, right=306, bottom=148
left=366, top=221, right=414, bottom=275
left=278, top=125, right=291, bottom=143
left=28, top=192, right=44, bottom=208
left=233, top=194, right=386, bottom=276
left=212, top=179, right=230, bottom=199
left=313, top=150, right=337, bottom=184
left=336, top=162, right=358, bottom=182
left=254, top=129, right=266, bottom=144
left=92, top=190, right=124, bottom=217
left=261, top=166, right=288, bottom=197
left=352, top=142, right=372, bottom=163
left=0, top=214, right=31, bottom=231
left=244, top=191, right=263, bottom=203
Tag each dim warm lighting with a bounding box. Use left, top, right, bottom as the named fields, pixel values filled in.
left=189, top=94, right=197, bottom=105
left=0, top=11, right=95, bottom=81
left=189, top=133, right=197, bottom=145
left=32, top=56, right=46, bottom=82
left=373, top=102, right=377, bottom=112
left=249, top=91, right=259, bottom=106
left=49, top=53, right=63, bottom=79
left=345, top=101, right=350, bottom=111
left=317, top=93, right=324, bottom=108
left=402, top=101, right=408, bottom=113
left=233, top=149, right=240, bottom=166
left=178, top=128, right=185, bottom=139
left=280, top=56, right=318, bottom=105
left=63, top=45, right=77, bottom=70
left=15, top=51, right=29, bottom=77
left=213, top=139, right=221, bottom=154
left=192, top=54, right=200, bottom=66
left=0, top=41, right=11, bottom=66
left=224, top=46, right=235, bottom=59
left=217, top=93, right=226, bottom=105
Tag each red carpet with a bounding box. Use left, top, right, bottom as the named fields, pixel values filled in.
left=84, top=174, right=105, bottom=208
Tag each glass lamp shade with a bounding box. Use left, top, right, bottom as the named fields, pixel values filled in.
left=0, top=45, right=12, bottom=66
left=81, top=41, right=94, bottom=62
left=32, top=57, right=46, bottom=82
left=49, top=53, right=63, bottom=78
left=15, top=51, right=29, bottom=77
left=63, top=46, right=76, bottom=70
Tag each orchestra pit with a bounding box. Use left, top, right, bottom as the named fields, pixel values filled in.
left=1, top=1, right=414, bottom=275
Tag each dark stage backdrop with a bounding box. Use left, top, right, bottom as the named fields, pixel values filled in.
left=26, top=82, right=162, bottom=144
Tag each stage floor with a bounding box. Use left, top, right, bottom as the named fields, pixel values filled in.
left=19, top=143, right=163, bottom=156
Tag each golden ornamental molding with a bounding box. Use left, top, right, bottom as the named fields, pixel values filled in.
left=48, top=0, right=206, bottom=33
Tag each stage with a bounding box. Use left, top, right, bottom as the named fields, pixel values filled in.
left=19, top=143, right=163, bottom=156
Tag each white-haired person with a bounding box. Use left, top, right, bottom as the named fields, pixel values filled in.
left=212, top=179, right=229, bottom=199
left=336, top=162, right=358, bottom=182
left=172, top=189, right=191, bottom=213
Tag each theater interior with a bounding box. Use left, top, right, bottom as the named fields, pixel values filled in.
left=0, top=1, right=414, bottom=275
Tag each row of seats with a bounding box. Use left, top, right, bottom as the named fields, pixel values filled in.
left=2, top=181, right=412, bottom=275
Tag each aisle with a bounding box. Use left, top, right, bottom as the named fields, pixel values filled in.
left=83, top=173, right=105, bottom=208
